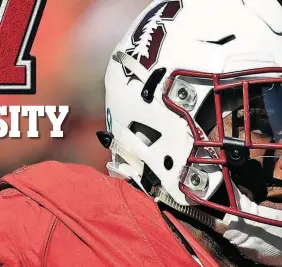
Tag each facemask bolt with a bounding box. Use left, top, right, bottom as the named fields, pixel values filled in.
left=178, top=88, right=188, bottom=100
left=231, top=149, right=241, bottom=160
left=190, top=173, right=201, bottom=186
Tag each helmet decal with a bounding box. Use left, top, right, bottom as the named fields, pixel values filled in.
left=124, top=0, right=183, bottom=78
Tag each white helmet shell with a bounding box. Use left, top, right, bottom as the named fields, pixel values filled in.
left=105, top=0, right=282, bottom=205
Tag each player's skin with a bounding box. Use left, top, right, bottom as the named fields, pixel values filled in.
left=208, top=113, right=282, bottom=209
left=176, top=113, right=282, bottom=266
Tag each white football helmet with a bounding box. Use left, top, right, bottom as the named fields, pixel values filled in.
left=101, top=0, right=282, bottom=227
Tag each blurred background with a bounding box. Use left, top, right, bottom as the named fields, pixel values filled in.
left=0, top=0, right=151, bottom=176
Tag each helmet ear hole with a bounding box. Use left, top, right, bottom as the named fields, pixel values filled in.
left=129, top=122, right=161, bottom=147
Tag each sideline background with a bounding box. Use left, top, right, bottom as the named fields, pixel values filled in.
left=0, top=0, right=150, bottom=176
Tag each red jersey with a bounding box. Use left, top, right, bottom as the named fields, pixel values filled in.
left=0, top=161, right=218, bottom=266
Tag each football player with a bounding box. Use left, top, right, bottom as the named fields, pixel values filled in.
left=1, top=0, right=282, bottom=266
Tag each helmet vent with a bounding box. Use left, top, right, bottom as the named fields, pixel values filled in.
left=129, top=122, right=161, bottom=147
left=201, top=34, right=236, bottom=45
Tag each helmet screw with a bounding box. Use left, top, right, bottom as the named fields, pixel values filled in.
left=96, top=131, right=114, bottom=149
left=190, top=173, right=201, bottom=186
left=230, top=149, right=241, bottom=160
left=104, top=137, right=111, bottom=147
left=164, top=156, right=173, bottom=170
left=178, top=88, right=188, bottom=100
left=142, top=90, right=149, bottom=98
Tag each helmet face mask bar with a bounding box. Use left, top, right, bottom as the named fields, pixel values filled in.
left=162, top=67, right=282, bottom=227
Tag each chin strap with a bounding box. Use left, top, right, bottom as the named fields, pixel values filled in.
left=96, top=131, right=228, bottom=234
left=160, top=211, right=204, bottom=267
left=153, top=186, right=228, bottom=235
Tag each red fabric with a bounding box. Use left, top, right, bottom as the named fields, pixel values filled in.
left=0, top=161, right=211, bottom=266
left=164, top=212, right=220, bottom=267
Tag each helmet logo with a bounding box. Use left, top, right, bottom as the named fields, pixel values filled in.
left=124, top=0, right=183, bottom=78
